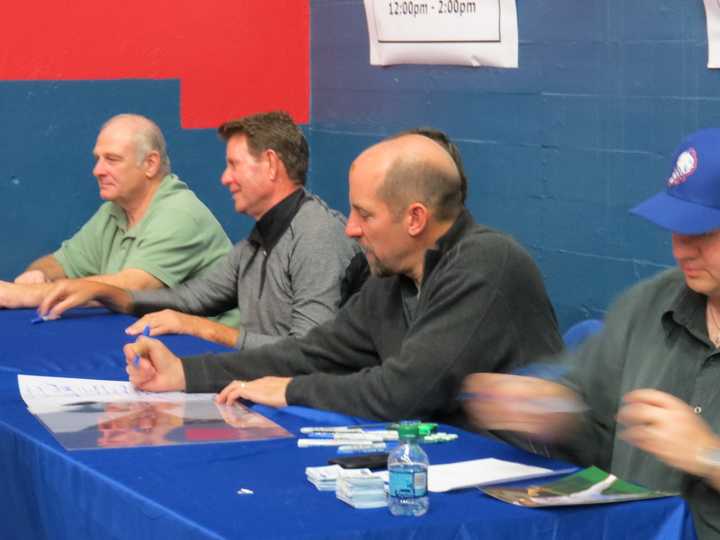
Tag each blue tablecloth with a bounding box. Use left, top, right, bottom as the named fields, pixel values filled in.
left=0, top=308, right=697, bottom=539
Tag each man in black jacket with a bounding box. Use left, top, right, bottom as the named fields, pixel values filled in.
left=124, top=131, right=563, bottom=425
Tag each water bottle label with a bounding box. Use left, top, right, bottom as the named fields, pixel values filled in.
left=389, top=470, right=427, bottom=497
left=413, top=471, right=427, bottom=496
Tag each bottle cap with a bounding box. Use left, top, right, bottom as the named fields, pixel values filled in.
left=396, top=422, right=420, bottom=440
left=417, top=423, right=437, bottom=437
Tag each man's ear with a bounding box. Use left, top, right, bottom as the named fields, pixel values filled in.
left=144, top=151, right=161, bottom=178
left=406, top=202, right=429, bottom=237
left=265, top=149, right=281, bottom=181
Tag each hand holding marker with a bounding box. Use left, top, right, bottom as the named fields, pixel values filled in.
left=133, top=326, right=151, bottom=367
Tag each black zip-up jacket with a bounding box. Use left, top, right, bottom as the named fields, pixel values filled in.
left=182, top=210, right=563, bottom=425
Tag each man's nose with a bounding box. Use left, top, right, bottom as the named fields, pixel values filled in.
left=345, top=216, right=362, bottom=238
left=220, top=170, right=232, bottom=186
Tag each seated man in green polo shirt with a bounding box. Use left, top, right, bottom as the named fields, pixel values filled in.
left=0, top=113, right=231, bottom=309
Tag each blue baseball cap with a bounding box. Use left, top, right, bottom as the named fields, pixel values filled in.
left=630, top=129, right=720, bottom=234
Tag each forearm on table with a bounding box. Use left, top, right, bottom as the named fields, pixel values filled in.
left=82, top=281, right=134, bottom=313
left=181, top=338, right=322, bottom=393
left=132, top=278, right=235, bottom=318
left=193, top=318, right=240, bottom=348
left=85, top=268, right=164, bottom=291
left=285, top=364, right=431, bottom=421
left=1, top=282, right=52, bottom=308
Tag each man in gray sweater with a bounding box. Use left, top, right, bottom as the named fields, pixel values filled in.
left=117, top=131, right=563, bottom=425
left=39, top=112, right=357, bottom=350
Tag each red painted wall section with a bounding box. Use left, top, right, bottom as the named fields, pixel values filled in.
left=0, top=0, right=309, bottom=128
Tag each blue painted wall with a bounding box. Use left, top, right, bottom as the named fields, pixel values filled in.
left=3, top=1, right=719, bottom=333
left=308, top=0, right=720, bottom=330
left=0, top=81, right=255, bottom=280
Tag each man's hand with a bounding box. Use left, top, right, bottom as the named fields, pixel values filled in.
left=124, top=336, right=186, bottom=392
left=15, top=270, right=48, bottom=284
left=215, top=377, right=291, bottom=408
left=39, top=279, right=132, bottom=319
left=126, top=309, right=240, bottom=348
left=127, top=309, right=201, bottom=337
left=462, top=373, right=583, bottom=441
left=0, top=280, right=48, bottom=308
left=215, top=402, right=270, bottom=429
left=618, top=389, right=720, bottom=479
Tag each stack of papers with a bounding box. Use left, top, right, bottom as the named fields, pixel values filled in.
left=336, top=469, right=387, bottom=509
left=305, top=465, right=387, bottom=508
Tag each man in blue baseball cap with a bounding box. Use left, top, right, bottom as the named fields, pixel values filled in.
left=631, top=128, right=720, bottom=234
left=463, top=128, right=720, bottom=539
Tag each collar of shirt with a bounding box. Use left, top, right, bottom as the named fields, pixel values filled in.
left=399, top=278, right=419, bottom=324
left=421, top=208, right=475, bottom=286
left=247, top=187, right=308, bottom=255
left=108, top=174, right=180, bottom=238
left=662, top=282, right=709, bottom=345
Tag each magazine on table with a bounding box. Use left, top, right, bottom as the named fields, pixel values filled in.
left=482, top=466, right=676, bottom=507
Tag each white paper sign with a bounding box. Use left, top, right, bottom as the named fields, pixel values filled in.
left=704, top=0, right=720, bottom=68
left=18, top=374, right=209, bottom=414
left=364, top=0, right=518, bottom=67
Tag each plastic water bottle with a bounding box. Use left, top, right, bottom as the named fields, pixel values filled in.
left=388, top=422, right=429, bottom=516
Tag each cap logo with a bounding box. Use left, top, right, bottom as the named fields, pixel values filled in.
left=667, top=148, right=698, bottom=187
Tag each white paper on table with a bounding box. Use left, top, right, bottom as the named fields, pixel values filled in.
left=18, top=374, right=211, bottom=414
left=363, top=0, right=518, bottom=68
left=374, top=458, right=561, bottom=492
left=704, top=0, right=720, bottom=68
left=427, top=458, right=560, bottom=492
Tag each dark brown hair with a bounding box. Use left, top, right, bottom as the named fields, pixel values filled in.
left=218, top=111, right=308, bottom=185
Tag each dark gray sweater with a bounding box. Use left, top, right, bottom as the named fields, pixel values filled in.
left=181, top=210, right=563, bottom=425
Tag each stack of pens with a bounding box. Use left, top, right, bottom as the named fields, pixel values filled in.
left=298, top=428, right=399, bottom=454
left=298, top=424, right=458, bottom=454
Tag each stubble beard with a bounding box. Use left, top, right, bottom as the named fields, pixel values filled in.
left=364, top=250, right=394, bottom=278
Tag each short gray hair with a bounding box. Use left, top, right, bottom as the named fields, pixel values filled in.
left=102, top=114, right=171, bottom=175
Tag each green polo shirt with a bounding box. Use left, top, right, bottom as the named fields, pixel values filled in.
left=558, top=268, right=720, bottom=539
left=54, top=174, right=231, bottom=287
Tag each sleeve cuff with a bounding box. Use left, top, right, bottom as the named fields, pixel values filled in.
left=181, top=355, right=221, bottom=393
left=234, top=327, right=247, bottom=350
left=52, top=249, right=76, bottom=278
left=285, top=376, right=307, bottom=406
left=241, top=331, right=284, bottom=350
